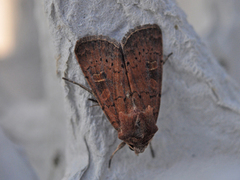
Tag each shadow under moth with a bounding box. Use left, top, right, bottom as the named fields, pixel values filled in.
left=63, top=24, right=172, bottom=168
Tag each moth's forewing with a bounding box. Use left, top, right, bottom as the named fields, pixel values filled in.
left=74, top=36, right=132, bottom=130
left=122, top=24, right=163, bottom=122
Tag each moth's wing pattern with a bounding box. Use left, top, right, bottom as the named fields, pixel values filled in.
left=122, top=24, right=163, bottom=122
left=74, top=36, right=132, bottom=130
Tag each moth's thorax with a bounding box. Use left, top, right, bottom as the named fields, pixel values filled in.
left=118, top=105, right=158, bottom=154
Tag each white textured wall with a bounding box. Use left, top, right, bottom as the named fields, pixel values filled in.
left=42, top=0, right=240, bottom=179
left=177, top=0, right=240, bottom=85
left=205, top=0, right=240, bottom=86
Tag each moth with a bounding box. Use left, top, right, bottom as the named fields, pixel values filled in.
left=63, top=24, right=172, bottom=168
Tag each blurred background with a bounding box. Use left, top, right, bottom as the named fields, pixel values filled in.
left=0, top=0, right=239, bottom=180
left=0, top=0, right=66, bottom=180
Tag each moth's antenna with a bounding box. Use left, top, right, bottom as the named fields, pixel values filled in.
left=62, top=77, right=93, bottom=94
left=109, top=142, right=126, bottom=168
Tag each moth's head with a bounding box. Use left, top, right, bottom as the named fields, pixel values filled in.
left=118, top=105, right=158, bottom=155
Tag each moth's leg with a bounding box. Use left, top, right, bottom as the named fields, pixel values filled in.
left=89, top=100, right=99, bottom=107
left=62, top=77, right=93, bottom=94
left=149, top=142, right=155, bottom=158
left=88, top=98, right=100, bottom=107
left=90, top=104, right=100, bottom=107
left=63, top=77, right=99, bottom=107
left=109, top=142, right=126, bottom=168
left=163, top=52, right=173, bottom=65
left=88, top=98, right=98, bottom=103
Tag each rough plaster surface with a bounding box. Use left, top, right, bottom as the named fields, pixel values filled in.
left=205, top=0, right=240, bottom=85
left=177, top=0, right=240, bottom=86
left=43, top=0, right=240, bottom=179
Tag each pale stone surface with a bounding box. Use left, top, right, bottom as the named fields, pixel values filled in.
left=205, top=0, right=240, bottom=85
left=177, top=0, right=240, bottom=85
left=176, top=0, right=212, bottom=36
left=41, top=0, right=240, bottom=179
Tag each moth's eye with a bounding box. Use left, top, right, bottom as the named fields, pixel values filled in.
left=129, top=144, right=134, bottom=151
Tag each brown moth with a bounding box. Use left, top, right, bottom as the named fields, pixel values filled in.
left=63, top=24, right=171, bottom=168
